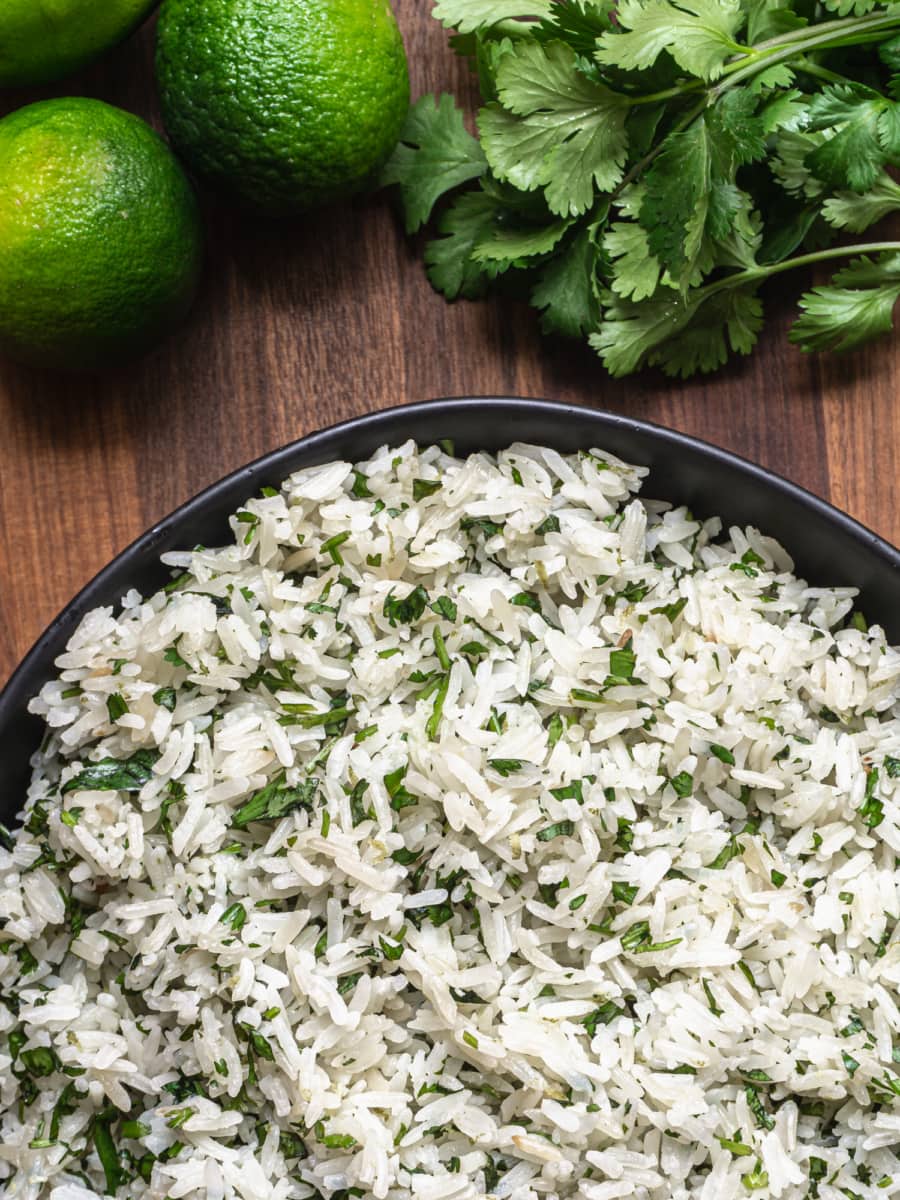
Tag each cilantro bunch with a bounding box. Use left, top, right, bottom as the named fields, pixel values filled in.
left=381, top=0, right=900, bottom=377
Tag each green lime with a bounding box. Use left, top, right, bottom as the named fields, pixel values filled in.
left=0, top=0, right=159, bottom=89
left=155, top=0, right=410, bottom=216
left=0, top=98, right=203, bottom=371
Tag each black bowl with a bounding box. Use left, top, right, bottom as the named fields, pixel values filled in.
left=1, top=397, right=898, bottom=813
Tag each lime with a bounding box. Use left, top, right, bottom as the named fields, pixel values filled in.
left=0, top=98, right=203, bottom=371
left=155, top=0, right=410, bottom=216
left=0, top=0, right=159, bottom=89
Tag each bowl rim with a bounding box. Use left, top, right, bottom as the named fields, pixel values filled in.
left=2, top=395, right=898, bottom=752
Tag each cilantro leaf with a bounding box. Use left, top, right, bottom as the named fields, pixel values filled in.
left=473, top=215, right=573, bottom=265
left=669, top=771, right=694, bottom=797
left=859, top=766, right=885, bottom=828
left=771, top=129, right=828, bottom=199
left=595, top=0, right=746, bottom=81
left=380, top=94, right=487, bottom=233
left=479, top=40, right=629, bottom=215
left=531, top=225, right=603, bottom=336
left=605, top=220, right=661, bottom=301
left=638, top=92, right=765, bottom=288
left=745, top=1084, right=775, bottom=1130
left=760, top=88, right=808, bottom=135
left=790, top=252, right=900, bottom=353
left=822, top=175, right=900, bottom=232
left=822, top=0, right=884, bottom=13
left=805, top=85, right=900, bottom=193
left=425, top=190, right=498, bottom=299
left=433, top=0, right=553, bottom=33
left=710, top=743, right=736, bottom=765
left=535, top=0, right=616, bottom=53
left=746, top=0, right=807, bottom=43
left=593, top=283, right=763, bottom=377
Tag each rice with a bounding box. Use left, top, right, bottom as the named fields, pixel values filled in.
left=1, top=439, right=899, bottom=1200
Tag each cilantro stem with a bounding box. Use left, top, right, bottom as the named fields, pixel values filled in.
left=748, top=9, right=900, bottom=54
left=714, top=11, right=900, bottom=96
left=627, top=82, right=704, bottom=106
left=719, top=240, right=900, bottom=288
left=627, top=11, right=900, bottom=109
left=626, top=238, right=900, bottom=365
left=792, top=59, right=862, bottom=89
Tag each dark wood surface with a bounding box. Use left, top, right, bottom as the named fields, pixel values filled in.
left=1, top=4, right=898, bottom=686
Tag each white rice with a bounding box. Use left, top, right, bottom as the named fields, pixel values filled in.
left=1, top=440, right=899, bottom=1200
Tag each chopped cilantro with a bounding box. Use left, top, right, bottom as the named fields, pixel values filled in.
left=707, top=835, right=743, bottom=870
left=391, top=846, right=421, bottom=865
left=348, top=779, right=372, bottom=827
left=609, top=639, right=637, bottom=680
left=582, top=1000, right=626, bottom=1035
left=380, top=932, right=406, bottom=961
left=219, top=902, right=247, bottom=931
left=842, top=1050, right=860, bottom=1076
left=153, top=686, right=177, bottom=712
left=745, top=1085, right=774, bottom=1130
left=351, top=470, right=372, bottom=498
left=383, top=585, right=429, bottom=626
left=231, top=775, right=319, bottom=828
left=460, top=516, right=503, bottom=538
left=489, top=759, right=524, bottom=776
left=651, top=597, right=689, bottom=622
left=413, top=478, right=442, bottom=500
left=717, top=1135, right=752, bottom=1156
left=546, top=712, right=564, bottom=748
left=62, top=749, right=159, bottom=796
left=536, top=819, right=575, bottom=842
left=615, top=817, right=634, bottom=852
left=860, top=767, right=884, bottom=828
left=612, top=881, right=638, bottom=905
left=511, top=591, right=541, bottom=613
left=669, top=771, right=693, bottom=798
left=431, top=595, right=458, bottom=621
left=710, top=743, right=736, bottom=765
left=703, top=979, right=723, bottom=1016
left=385, top=764, right=417, bottom=811
left=550, top=779, right=584, bottom=803
left=321, top=531, right=351, bottom=564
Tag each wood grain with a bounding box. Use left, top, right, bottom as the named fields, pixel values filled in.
left=1, top=4, right=898, bottom=685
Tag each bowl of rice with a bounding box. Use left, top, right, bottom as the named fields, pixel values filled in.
left=0, top=396, right=898, bottom=1200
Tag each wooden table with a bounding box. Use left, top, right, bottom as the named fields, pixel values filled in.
left=1, top=4, right=898, bottom=685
